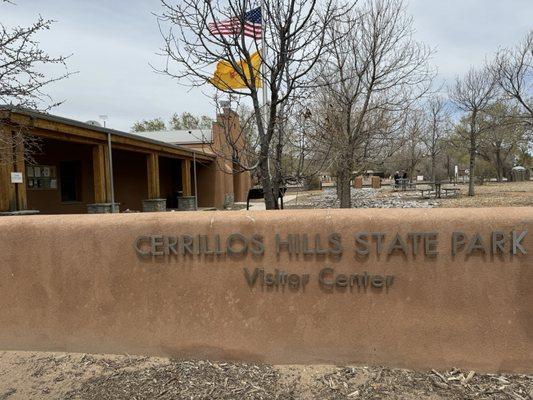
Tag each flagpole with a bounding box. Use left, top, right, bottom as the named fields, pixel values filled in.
left=261, top=0, right=268, bottom=109
left=260, top=0, right=271, bottom=178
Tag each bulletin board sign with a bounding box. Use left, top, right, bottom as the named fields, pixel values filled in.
left=27, top=165, right=57, bottom=190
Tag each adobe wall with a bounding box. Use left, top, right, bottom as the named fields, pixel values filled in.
left=0, top=208, right=531, bottom=373
left=193, top=159, right=231, bottom=209
left=233, top=170, right=251, bottom=202
left=195, top=162, right=216, bottom=208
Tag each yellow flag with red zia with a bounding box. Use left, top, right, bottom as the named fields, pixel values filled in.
left=210, top=51, right=262, bottom=90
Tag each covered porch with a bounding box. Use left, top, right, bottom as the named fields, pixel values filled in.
left=0, top=108, right=215, bottom=214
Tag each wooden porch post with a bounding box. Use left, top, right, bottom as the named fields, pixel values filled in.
left=0, top=127, right=16, bottom=212
left=147, top=153, right=160, bottom=199
left=92, top=144, right=108, bottom=203
left=102, top=143, right=113, bottom=203
left=14, top=137, right=27, bottom=210
left=0, top=126, right=13, bottom=211
left=182, top=159, right=192, bottom=196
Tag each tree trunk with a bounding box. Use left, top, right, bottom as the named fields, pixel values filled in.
left=468, top=114, right=476, bottom=196
left=272, top=157, right=281, bottom=210
left=261, top=176, right=277, bottom=209
left=431, top=155, right=436, bottom=182
left=272, top=127, right=284, bottom=209
left=338, top=170, right=352, bottom=208
left=258, top=149, right=277, bottom=210
left=495, top=150, right=503, bottom=183
left=468, top=148, right=476, bottom=196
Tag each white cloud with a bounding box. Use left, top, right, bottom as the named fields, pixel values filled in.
left=2, top=0, right=532, bottom=131
left=407, top=0, right=533, bottom=86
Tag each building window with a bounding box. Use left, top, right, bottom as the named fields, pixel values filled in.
left=60, top=161, right=82, bottom=202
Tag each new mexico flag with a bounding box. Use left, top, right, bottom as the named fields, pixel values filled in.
left=211, top=51, right=262, bottom=90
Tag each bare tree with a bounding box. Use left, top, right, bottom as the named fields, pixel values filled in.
left=477, top=102, right=529, bottom=181
left=421, top=96, right=451, bottom=182
left=234, top=103, right=260, bottom=178
left=310, top=0, right=433, bottom=207
left=156, top=0, right=344, bottom=209
left=402, top=109, right=426, bottom=179
left=492, top=30, right=533, bottom=125
left=210, top=98, right=260, bottom=180
left=283, top=105, right=333, bottom=185
left=0, top=1, right=71, bottom=164
left=450, top=66, right=497, bottom=196
left=210, top=96, right=331, bottom=196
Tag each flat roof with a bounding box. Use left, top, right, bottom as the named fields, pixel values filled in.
left=0, top=105, right=214, bottom=160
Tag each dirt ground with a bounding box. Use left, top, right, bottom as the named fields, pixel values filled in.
left=285, top=181, right=533, bottom=209
left=0, top=351, right=531, bottom=400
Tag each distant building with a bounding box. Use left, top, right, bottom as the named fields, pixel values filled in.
left=0, top=106, right=250, bottom=214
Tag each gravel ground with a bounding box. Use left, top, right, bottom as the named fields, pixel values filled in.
left=0, top=351, right=531, bottom=400
left=285, top=182, right=533, bottom=209
left=286, top=188, right=436, bottom=209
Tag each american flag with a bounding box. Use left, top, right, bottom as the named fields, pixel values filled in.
left=208, top=7, right=262, bottom=39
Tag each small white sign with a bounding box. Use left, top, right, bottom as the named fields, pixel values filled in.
left=10, top=172, right=23, bottom=184
left=416, top=175, right=424, bottom=181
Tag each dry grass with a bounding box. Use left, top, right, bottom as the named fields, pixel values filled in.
left=434, top=181, right=533, bottom=208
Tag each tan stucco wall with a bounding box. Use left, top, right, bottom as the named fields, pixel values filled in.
left=193, top=160, right=230, bottom=209
left=195, top=162, right=216, bottom=208
left=233, top=169, right=251, bottom=203
left=0, top=208, right=531, bottom=373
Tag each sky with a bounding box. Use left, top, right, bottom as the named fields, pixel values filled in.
left=1, top=0, right=532, bottom=132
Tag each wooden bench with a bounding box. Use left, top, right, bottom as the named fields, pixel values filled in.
left=246, top=187, right=287, bottom=210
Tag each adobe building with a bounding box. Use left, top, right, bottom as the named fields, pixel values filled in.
left=0, top=106, right=250, bottom=215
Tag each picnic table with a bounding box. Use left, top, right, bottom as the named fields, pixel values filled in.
left=419, top=183, right=461, bottom=199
